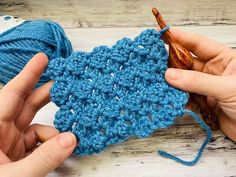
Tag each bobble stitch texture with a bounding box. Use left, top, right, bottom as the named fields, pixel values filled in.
left=46, top=29, right=211, bottom=166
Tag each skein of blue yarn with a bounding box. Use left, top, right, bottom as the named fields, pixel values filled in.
left=0, top=20, right=73, bottom=87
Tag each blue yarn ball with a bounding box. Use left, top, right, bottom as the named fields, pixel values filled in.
left=0, top=20, right=73, bottom=87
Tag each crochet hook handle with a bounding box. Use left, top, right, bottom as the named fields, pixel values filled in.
left=152, top=8, right=193, bottom=70
left=152, top=7, right=219, bottom=130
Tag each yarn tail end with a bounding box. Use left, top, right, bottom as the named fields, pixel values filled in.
left=158, top=150, right=196, bottom=166
left=157, top=109, right=212, bottom=166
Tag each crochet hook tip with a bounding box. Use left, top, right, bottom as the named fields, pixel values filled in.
left=151, top=7, right=158, bottom=16
left=152, top=7, right=167, bottom=29
left=152, top=7, right=172, bottom=44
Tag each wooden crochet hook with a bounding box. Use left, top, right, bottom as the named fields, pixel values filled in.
left=152, top=7, right=219, bottom=130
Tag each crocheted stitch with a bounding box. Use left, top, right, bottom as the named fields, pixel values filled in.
left=46, top=29, right=211, bottom=166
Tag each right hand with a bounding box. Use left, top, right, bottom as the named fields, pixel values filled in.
left=165, top=28, right=236, bottom=141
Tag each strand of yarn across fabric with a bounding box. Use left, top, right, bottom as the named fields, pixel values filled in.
left=46, top=28, right=212, bottom=166
left=0, top=19, right=72, bottom=87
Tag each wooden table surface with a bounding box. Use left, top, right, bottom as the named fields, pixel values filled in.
left=1, top=0, right=236, bottom=177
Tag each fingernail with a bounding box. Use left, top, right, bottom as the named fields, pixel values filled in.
left=166, top=68, right=181, bottom=80
left=58, top=132, right=76, bottom=148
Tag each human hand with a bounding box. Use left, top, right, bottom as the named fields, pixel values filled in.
left=165, top=28, right=236, bottom=142
left=0, top=53, right=77, bottom=177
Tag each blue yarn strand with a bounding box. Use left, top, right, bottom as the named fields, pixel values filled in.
left=158, top=109, right=212, bottom=166
left=159, top=26, right=170, bottom=35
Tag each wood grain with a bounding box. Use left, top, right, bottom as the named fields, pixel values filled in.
left=0, top=0, right=236, bottom=28
left=63, top=25, right=236, bottom=51
left=47, top=125, right=236, bottom=177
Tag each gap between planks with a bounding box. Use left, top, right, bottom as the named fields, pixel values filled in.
left=0, top=0, right=236, bottom=28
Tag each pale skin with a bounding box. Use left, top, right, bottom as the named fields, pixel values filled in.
left=0, top=53, right=77, bottom=177
left=165, top=28, right=236, bottom=142
left=0, top=28, right=235, bottom=177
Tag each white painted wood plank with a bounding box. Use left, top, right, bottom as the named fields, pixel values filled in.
left=46, top=125, right=236, bottom=177
left=0, top=0, right=235, bottom=28
left=65, top=25, right=236, bottom=51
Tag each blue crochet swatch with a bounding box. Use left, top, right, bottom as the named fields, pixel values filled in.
left=46, top=29, right=212, bottom=166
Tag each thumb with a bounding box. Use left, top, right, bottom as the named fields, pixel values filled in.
left=165, top=68, right=236, bottom=98
left=19, top=132, right=77, bottom=177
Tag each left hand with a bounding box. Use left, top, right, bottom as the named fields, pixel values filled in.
left=0, top=53, right=77, bottom=177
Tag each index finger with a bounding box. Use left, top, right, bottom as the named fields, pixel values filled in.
left=169, top=28, right=229, bottom=61
left=4, top=53, right=48, bottom=97
left=0, top=53, right=48, bottom=122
